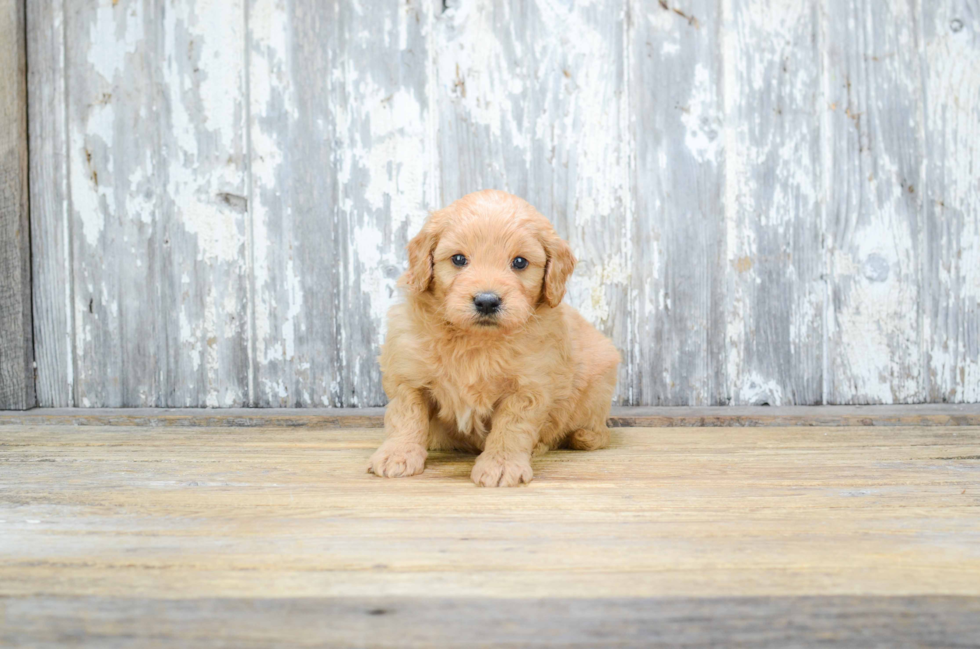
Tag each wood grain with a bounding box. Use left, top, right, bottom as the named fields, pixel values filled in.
left=26, top=0, right=72, bottom=407
left=246, top=0, right=342, bottom=408
left=722, top=0, right=823, bottom=405
left=823, top=0, right=925, bottom=403
left=247, top=0, right=432, bottom=407
left=920, top=1, right=980, bottom=403
left=0, top=423, right=978, bottom=646
left=3, top=595, right=979, bottom=648
left=24, top=0, right=980, bottom=407
left=34, top=0, right=251, bottom=407
left=332, top=0, right=434, bottom=407
left=0, top=0, right=34, bottom=410
left=630, top=0, right=727, bottom=406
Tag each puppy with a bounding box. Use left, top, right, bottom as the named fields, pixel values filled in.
left=368, top=190, right=620, bottom=487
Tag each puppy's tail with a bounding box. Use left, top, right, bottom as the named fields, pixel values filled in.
left=564, top=427, right=610, bottom=451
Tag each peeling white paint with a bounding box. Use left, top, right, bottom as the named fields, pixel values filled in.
left=572, top=257, right=629, bottom=326
left=180, top=308, right=202, bottom=373
left=163, top=1, right=247, bottom=264
left=87, top=2, right=144, bottom=82
left=36, top=0, right=980, bottom=408
left=71, top=104, right=115, bottom=248
left=358, top=87, right=428, bottom=218
left=738, top=371, right=785, bottom=406
left=822, top=0, right=925, bottom=404
left=436, top=1, right=527, bottom=147
left=248, top=0, right=297, bottom=402
left=281, top=256, right=303, bottom=363
left=181, top=204, right=245, bottom=263
left=721, top=0, right=824, bottom=404
left=921, top=1, right=980, bottom=402
left=329, top=1, right=435, bottom=404
left=203, top=290, right=221, bottom=407
left=681, top=64, right=721, bottom=164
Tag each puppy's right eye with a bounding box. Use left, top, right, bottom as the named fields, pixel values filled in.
left=451, top=254, right=467, bottom=267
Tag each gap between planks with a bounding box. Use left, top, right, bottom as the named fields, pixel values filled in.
left=1, top=404, right=980, bottom=429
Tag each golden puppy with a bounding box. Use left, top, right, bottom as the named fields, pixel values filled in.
left=368, top=190, right=620, bottom=487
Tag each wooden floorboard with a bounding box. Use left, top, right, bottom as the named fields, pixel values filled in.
left=3, top=403, right=980, bottom=428
left=5, top=596, right=980, bottom=648
left=1, top=424, right=979, bottom=646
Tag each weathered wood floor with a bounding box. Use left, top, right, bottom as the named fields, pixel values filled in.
left=1, top=420, right=979, bottom=647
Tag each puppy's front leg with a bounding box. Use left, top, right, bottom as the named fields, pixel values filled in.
left=472, top=393, right=544, bottom=487
left=368, top=386, right=429, bottom=478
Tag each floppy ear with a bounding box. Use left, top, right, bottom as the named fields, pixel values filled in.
left=404, top=219, right=439, bottom=294
left=541, top=233, right=576, bottom=308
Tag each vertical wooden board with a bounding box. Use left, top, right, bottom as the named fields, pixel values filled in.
left=434, top=0, right=632, bottom=402
left=521, top=0, right=631, bottom=403
left=66, top=0, right=160, bottom=406
left=433, top=0, right=525, bottom=201
left=823, top=0, right=924, bottom=404
left=66, top=0, right=250, bottom=406
left=721, top=0, right=823, bottom=405
left=920, top=1, right=980, bottom=403
left=0, top=0, right=35, bottom=410
left=333, top=0, right=435, bottom=407
left=248, top=0, right=433, bottom=407
left=630, top=0, right=727, bottom=405
left=27, top=0, right=73, bottom=407
left=246, top=1, right=337, bottom=407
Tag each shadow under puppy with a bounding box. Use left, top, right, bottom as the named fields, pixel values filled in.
left=368, top=190, right=620, bottom=487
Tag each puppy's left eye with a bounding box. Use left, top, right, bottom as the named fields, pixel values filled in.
left=451, top=254, right=467, bottom=267
left=511, top=257, right=528, bottom=270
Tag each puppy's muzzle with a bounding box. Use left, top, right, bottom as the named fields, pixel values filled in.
left=473, top=292, right=502, bottom=317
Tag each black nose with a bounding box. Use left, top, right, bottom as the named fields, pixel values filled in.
left=473, top=292, right=502, bottom=316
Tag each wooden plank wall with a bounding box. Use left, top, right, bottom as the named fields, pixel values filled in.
left=24, top=0, right=980, bottom=408
left=0, top=0, right=35, bottom=410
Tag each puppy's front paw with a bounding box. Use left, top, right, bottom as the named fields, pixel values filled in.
left=471, top=453, right=533, bottom=487
left=368, top=442, right=427, bottom=478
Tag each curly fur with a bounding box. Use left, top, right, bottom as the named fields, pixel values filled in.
left=367, top=190, right=620, bottom=487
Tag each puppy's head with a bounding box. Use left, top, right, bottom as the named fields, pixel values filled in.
left=403, top=190, right=575, bottom=333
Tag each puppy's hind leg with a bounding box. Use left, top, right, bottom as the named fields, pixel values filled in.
left=565, top=364, right=616, bottom=452
left=532, top=441, right=551, bottom=456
